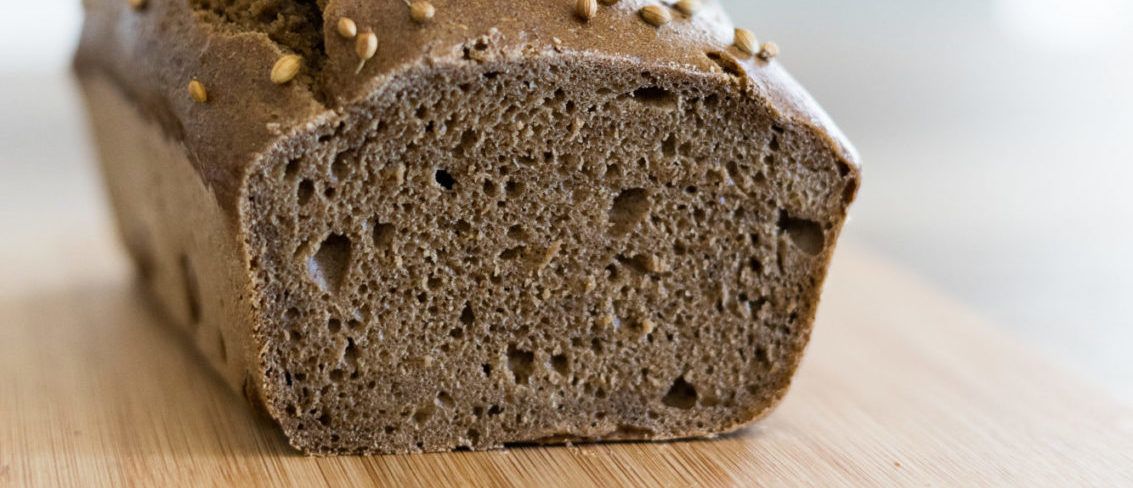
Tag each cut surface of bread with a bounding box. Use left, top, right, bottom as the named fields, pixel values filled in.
left=76, top=0, right=860, bottom=455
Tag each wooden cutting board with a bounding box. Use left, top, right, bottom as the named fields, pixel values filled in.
left=1, top=230, right=1130, bottom=487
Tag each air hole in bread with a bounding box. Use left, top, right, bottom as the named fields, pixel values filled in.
left=412, top=404, right=435, bottom=425
left=630, top=86, right=678, bottom=111
left=604, top=163, right=621, bottom=182
left=609, top=188, right=650, bottom=236
left=499, top=246, right=525, bottom=261
left=550, top=354, right=570, bottom=376
left=616, top=424, right=655, bottom=436
left=331, top=156, right=351, bottom=182
left=308, top=233, right=352, bottom=293
left=661, top=134, right=678, bottom=157
left=456, top=129, right=478, bottom=155
left=662, top=376, right=698, bottom=409
left=460, top=303, right=476, bottom=325
left=297, top=179, right=315, bottom=205
left=436, top=391, right=454, bottom=408
left=482, top=179, right=498, bottom=196
left=284, top=158, right=300, bottom=180
left=452, top=219, right=472, bottom=236
left=777, top=211, right=825, bottom=255
left=749, top=257, right=763, bottom=274
left=506, top=344, right=536, bottom=385
left=371, top=222, right=394, bottom=250
left=616, top=253, right=657, bottom=274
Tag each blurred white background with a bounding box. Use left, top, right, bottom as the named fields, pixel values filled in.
left=1, top=0, right=1131, bottom=402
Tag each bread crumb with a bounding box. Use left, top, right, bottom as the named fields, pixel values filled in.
left=384, top=163, right=406, bottom=186
left=536, top=240, right=562, bottom=273
left=639, top=318, right=656, bottom=335
left=597, top=314, right=617, bottom=330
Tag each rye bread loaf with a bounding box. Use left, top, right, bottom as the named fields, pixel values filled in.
left=74, top=0, right=860, bottom=455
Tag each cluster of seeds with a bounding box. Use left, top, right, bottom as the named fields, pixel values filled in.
left=734, top=28, right=779, bottom=60
left=153, top=0, right=781, bottom=103
left=335, top=15, right=376, bottom=72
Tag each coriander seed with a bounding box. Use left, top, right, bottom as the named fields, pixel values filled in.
left=674, top=0, right=701, bottom=16
left=734, top=28, right=757, bottom=56
left=576, top=0, right=598, bottom=21
left=188, top=80, right=208, bottom=103
left=337, top=17, right=358, bottom=38
left=759, top=41, right=780, bottom=60
left=409, top=1, right=436, bottom=23
left=640, top=5, right=671, bottom=27
left=271, top=55, right=303, bottom=85
left=356, top=32, right=378, bottom=61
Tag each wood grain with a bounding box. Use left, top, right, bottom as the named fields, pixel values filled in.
left=1, top=232, right=1130, bottom=487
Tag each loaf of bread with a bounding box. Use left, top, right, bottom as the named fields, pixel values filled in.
left=75, top=0, right=859, bottom=454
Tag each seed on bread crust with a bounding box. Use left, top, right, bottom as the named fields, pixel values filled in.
left=337, top=18, right=358, bottom=39
left=356, top=32, right=378, bottom=61
left=271, top=55, right=303, bottom=85
left=734, top=28, right=757, bottom=56
left=187, top=79, right=208, bottom=103
left=640, top=5, right=672, bottom=27
left=759, top=41, right=780, bottom=60
left=674, top=0, right=701, bottom=16
left=576, top=0, right=598, bottom=21
left=409, top=1, right=436, bottom=23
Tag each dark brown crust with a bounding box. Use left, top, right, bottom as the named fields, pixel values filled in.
left=74, top=0, right=859, bottom=211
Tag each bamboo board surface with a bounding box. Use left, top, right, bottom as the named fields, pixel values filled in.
left=1, top=229, right=1131, bottom=487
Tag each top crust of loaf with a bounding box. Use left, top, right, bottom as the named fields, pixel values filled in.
left=74, top=0, right=858, bottom=211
